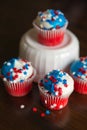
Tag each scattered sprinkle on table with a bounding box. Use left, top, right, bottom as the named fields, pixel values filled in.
left=32, top=107, right=38, bottom=112
left=20, top=104, right=25, bottom=109
left=40, top=113, right=45, bottom=117
left=45, top=110, right=50, bottom=115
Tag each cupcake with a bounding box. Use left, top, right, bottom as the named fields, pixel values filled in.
left=38, top=70, right=74, bottom=110
left=70, top=56, right=87, bottom=94
left=33, top=9, right=68, bottom=46
left=0, top=58, right=36, bottom=97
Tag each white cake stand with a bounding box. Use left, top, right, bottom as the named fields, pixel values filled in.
left=19, top=28, right=79, bottom=82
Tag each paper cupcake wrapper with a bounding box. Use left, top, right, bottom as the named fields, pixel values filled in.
left=38, top=86, right=68, bottom=110
left=73, top=77, right=87, bottom=94
left=3, top=69, right=36, bottom=97
left=33, top=22, right=68, bottom=46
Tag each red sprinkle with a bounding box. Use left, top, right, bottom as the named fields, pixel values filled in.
left=32, top=107, right=37, bottom=112
left=54, top=10, right=58, bottom=15
left=22, top=59, right=27, bottom=62
left=40, top=113, right=45, bottom=117
left=23, top=66, right=26, bottom=70
left=50, top=76, right=57, bottom=82
left=79, top=68, right=86, bottom=74
left=13, top=75, right=18, bottom=80
left=39, top=82, right=43, bottom=86
left=17, top=69, right=22, bottom=73
left=54, top=84, right=59, bottom=91
left=80, top=57, right=85, bottom=61
left=58, top=87, right=62, bottom=96
left=45, top=79, right=48, bottom=82
left=13, top=68, right=17, bottom=72
left=52, top=18, right=55, bottom=21
left=7, top=72, right=10, bottom=76
left=64, top=84, right=68, bottom=87
left=56, top=26, right=60, bottom=29
left=77, top=75, right=81, bottom=78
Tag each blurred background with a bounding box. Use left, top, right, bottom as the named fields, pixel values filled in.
left=0, top=0, right=87, bottom=65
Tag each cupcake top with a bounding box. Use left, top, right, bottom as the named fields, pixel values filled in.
left=33, top=9, right=68, bottom=30
left=39, top=70, right=74, bottom=98
left=70, top=57, right=87, bottom=81
left=1, top=58, right=34, bottom=83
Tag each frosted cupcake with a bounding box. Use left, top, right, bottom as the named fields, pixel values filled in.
left=38, top=70, right=74, bottom=110
left=70, top=56, right=87, bottom=94
left=0, top=58, right=36, bottom=97
left=33, top=9, right=68, bottom=46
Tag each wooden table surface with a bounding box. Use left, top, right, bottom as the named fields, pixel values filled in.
left=0, top=0, right=87, bottom=130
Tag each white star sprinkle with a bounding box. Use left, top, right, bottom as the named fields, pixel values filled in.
left=20, top=104, right=25, bottom=109
left=7, top=62, right=11, bottom=66
left=59, top=19, right=62, bottom=22
left=59, top=105, right=63, bottom=109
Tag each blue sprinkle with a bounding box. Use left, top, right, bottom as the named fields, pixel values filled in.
left=24, top=64, right=29, bottom=69
left=57, top=78, right=62, bottom=82
left=77, top=71, right=83, bottom=76
left=63, top=79, right=67, bottom=84
left=45, top=110, right=50, bottom=115
left=59, top=72, right=64, bottom=77
left=63, top=72, right=66, bottom=75
left=24, top=71, right=27, bottom=75
left=20, top=80, right=24, bottom=83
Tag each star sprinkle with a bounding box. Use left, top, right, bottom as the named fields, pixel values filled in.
left=45, top=110, right=50, bottom=115
left=40, top=113, right=45, bottom=117
left=7, top=62, right=11, bottom=66
left=32, top=107, right=38, bottom=112
left=20, top=104, right=25, bottom=109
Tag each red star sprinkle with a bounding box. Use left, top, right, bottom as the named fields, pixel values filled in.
left=56, top=26, right=60, bottom=29
left=64, top=84, right=68, bottom=87
left=52, top=18, right=55, bottom=21
left=54, top=10, right=58, bottom=15
left=39, top=82, right=43, bottom=86
left=45, top=79, right=48, bottom=82
left=50, top=76, right=57, bottom=82
left=17, top=69, right=22, bottom=73
left=22, top=59, right=27, bottom=62
left=7, top=72, right=10, bottom=76
left=13, top=75, right=18, bottom=80
left=79, top=68, right=86, bottom=74
left=32, top=107, right=37, bottom=112
left=54, top=84, right=59, bottom=91
left=58, top=87, right=62, bottom=96
left=23, top=66, right=26, bottom=70
left=77, top=75, right=81, bottom=78
left=80, top=57, right=85, bottom=61
left=13, top=68, right=17, bottom=72
left=40, top=113, right=45, bottom=117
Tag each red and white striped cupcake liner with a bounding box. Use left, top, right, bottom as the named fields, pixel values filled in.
left=3, top=69, right=36, bottom=97
left=73, top=77, right=87, bottom=94
left=38, top=86, right=68, bottom=110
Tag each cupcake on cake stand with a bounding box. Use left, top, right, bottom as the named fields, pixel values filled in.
left=19, top=9, right=79, bottom=82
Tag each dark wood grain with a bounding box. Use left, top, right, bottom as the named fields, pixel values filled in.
left=0, top=0, right=87, bottom=130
